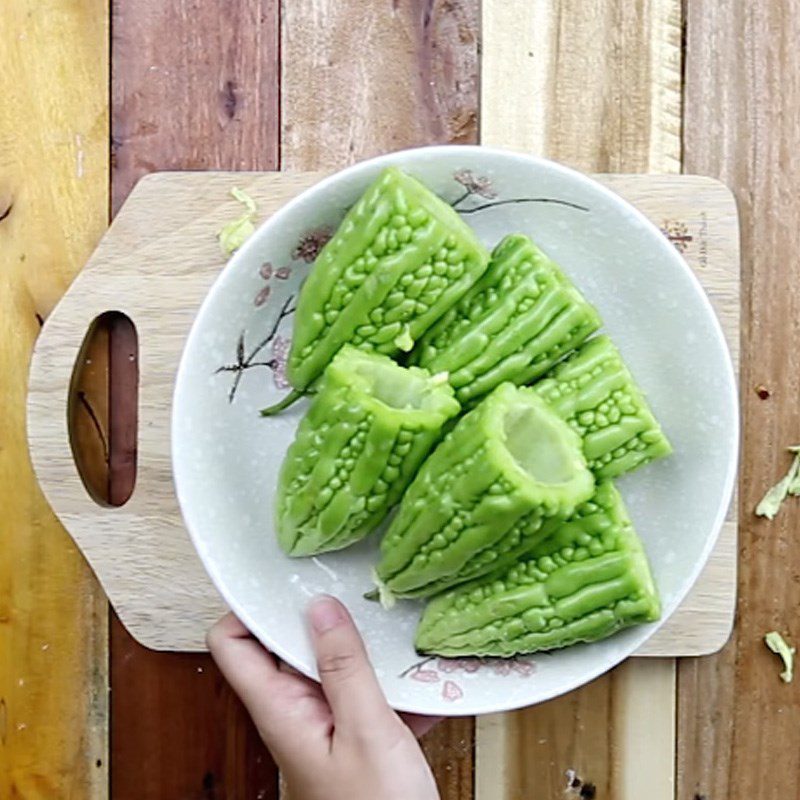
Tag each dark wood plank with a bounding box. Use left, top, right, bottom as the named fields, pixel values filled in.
left=111, top=0, right=280, bottom=213
left=280, top=2, right=480, bottom=797
left=108, top=312, right=138, bottom=506
left=679, top=2, right=800, bottom=797
left=110, top=1, right=281, bottom=797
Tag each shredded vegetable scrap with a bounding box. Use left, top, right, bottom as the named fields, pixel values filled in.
left=765, top=631, right=795, bottom=683
left=755, top=446, right=800, bottom=520
left=218, top=187, right=258, bottom=256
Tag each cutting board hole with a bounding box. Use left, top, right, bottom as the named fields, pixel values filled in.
left=68, top=311, right=139, bottom=507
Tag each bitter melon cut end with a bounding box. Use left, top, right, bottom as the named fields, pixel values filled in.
left=490, top=384, right=595, bottom=514
left=331, top=345, right=460, bottom=422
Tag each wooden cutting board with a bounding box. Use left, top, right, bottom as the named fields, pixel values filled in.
left=26, top=170, right=739, bottom=654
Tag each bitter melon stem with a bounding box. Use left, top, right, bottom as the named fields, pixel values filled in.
left=260, top=388, right=306, bottom=416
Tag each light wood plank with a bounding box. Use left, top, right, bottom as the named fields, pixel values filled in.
left=280, top=0, right=479, bottom=170
left=478, top=2, right=685, bottom=798
left=0, top=1, right=109, bottom=797
left=477, top=660, right=675, bottom=799
left=679, top=2, right=800, bottom=798
left=482, top=0, right=682, bottom=173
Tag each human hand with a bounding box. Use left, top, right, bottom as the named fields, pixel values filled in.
left=207, top=596, right=441, bottom=800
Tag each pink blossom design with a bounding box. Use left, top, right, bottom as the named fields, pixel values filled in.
left=442, top=681, right=464, bottom=702
left=255, top=262, right=274, bottom=306
left=216, top=295, right=297, bottom=404
left=491, top=660, right=512, bottom=676
left=411, top=669, right=440, bottom=683
left=511, top=659, right=536, bottom=677
left=453, top=169, right=497, bottom=199
left=254, top=262, right=293, bottom=306
left=450, top=170, right=589, bottom=215
left=293, top=227, right=333, bottom=263
left=254, top=284, right=272, bottom=307
left=270, top=335, right=291, bottom=389
left=461, top=659, right=481, bottom=673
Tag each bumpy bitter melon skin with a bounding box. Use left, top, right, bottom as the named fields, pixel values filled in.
left=415, top=480, right=660, bottom=657
left=534, top=335, right=672, bottom=479
left=276, top=346, right=460, bottom=556
left=413, top=234, right=601, bottom=405
left=286, top=167, right=490, bottom=391
left=374, top=383, right=595, bottom=598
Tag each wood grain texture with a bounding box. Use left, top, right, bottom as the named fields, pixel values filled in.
left=70, top=319, right=112, bottom=505
left=477, top=659, right=675, bottom=800
left=482, top=0, right=682, bottom=173
left=679, top=3, right=799, bottom=798
left=111, top=0, right=280, bottom=213
left=280, top=0, right=479, bottom=170
left=0, top=1, right=109, bottom=797
left=109, top=2, right=281, bottom=797
left=478, top=2, right=692, bottom=798
left=280, top=5, right=480, bottom=796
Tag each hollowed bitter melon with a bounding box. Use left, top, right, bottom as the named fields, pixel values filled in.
left=415, top=480, right=660, bottom=656
left=374, top=383, right=595, bottom=599
left=534, top=335, right=672, bottom=479
left=276, top=346, right=460, bottom=556
left=413, top=234, right=601, bottom=405
left=286, top=167, right=490, bottom=392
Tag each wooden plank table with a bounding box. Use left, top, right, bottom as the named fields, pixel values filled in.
left=2, top=1, right=796, bottom=798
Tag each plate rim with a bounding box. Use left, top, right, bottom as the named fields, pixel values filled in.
left=172, top=144, right=740, bottom=715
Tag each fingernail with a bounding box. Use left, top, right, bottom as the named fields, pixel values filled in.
left=308, top=595, right=346, bottom=634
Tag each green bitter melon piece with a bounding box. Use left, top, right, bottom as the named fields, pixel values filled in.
left=374, top=382, right=595, bottom=599
left=276, top=345, right=460, bottom=556
left=415, top=480, right=661, bottom=657
left=286, top=167, right=490, bottom=391
left=534, top=335, right=672, bottom=479
left=413, top=234, right=601, bottom=405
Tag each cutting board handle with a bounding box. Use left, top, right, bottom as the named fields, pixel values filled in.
left=29, top=277, right=130, bottom=519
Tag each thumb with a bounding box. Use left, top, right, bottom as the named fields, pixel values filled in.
left=307, top=595, right=395, bottom=734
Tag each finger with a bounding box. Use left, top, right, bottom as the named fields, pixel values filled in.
left=207, top=613, right=282, bottom=700
left=307, top=595, right=394, bottom=733
left=400, top=713, right=443, bottom=739
left=207, top=613, right=309, bottom=739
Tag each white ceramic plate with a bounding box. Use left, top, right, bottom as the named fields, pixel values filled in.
left=172, top=145, right=738, bottom=716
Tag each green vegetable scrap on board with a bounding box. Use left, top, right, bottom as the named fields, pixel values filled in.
left=276, top=346, right=460, bottom=556
left=218, top=187, right=258, bottom=256
left=755, top=446, right=800, bottom=520
left=415, top=481, right=660, bottom=657
left=533, top=335, right=672, bottom=479
left=765, top=630, right=795, bottom=683
left=286, top=167, right=490, bottom=392
left=414, top=233, right=601, bottom=405
left=374, top=383, right=595, bottom=601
